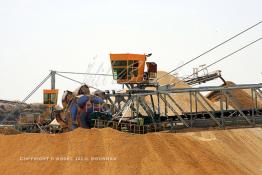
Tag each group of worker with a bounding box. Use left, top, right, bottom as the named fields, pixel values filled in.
left=61, top=85, right=108, bottom=130
left=69, top=95, right=105, bottom=129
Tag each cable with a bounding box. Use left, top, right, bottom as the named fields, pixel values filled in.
left=157, top=20, right=262, bottom=81
left=57, top=71, right=112, bottom=76
left=173, top=37, right=262, bottom=86
left=56, top=73, right=102, bottom=91
left=56, top=73, right=83, bottom=84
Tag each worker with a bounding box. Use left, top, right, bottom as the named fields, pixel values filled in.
left=69, top=99, right=78, bottom=130
left=84, top=107, right=94, bottom=128
left=77, top=95, right=92, bottom=128
left=92, top=96, right=104, bottom=112
left=62, top=90, right=78, bottom=130
left=77, top=95, right=107, bottom=128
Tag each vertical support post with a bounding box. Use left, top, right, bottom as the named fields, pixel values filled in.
left=220, top=90, right=224, bottom=128
left=131, top=97, right=134, bottom=118
left=51, top=70, right=56, bottom=90
left=164, top=94, right=167, bottom=116
left=50, top=70, right=56, bottom=112
left=136, top=96, right=140, bottom=118
left=251, top=88, right=255, bottom=126
left=194, top=91, right=198, bottom=114
left=189, top=92, right=193, bottom=127
left=194, top=91, right=198, bottom=127
left=225, top=94, right=228, bottom=110
left=157, top=85, right=160, bottom=115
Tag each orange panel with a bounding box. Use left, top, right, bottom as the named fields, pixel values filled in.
left=110, top=53, right=147, bottom=83
left=43, top=89, right=59, bottom=94
left=43, top=89, right=59, bottom=107
left=110, top=53, right=147, bottom=61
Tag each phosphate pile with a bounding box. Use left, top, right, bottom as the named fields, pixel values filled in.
left=146, top=71, right=220, bottom=115
left=0, top=127, right=262, bottom=175
left=206, top=81, right=262, bottom=110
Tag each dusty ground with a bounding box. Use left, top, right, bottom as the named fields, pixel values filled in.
left=0, top=127, right=262, bottom=175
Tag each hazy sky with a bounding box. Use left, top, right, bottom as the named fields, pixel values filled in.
left=0, top=0, right=261, bottom=104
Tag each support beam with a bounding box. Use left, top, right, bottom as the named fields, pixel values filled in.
left=164, top=94, right=167, bottom=116
left=224, top=91, right=252, bottom=125
left=196, top=92, right=216, bottom=112
left=189, top=92, right=193, bottom=127
left=138, top=97, right=155, bottom=118
left=255, top=89, right=262, bottom=99
left=194, top=91, right=198, bottom=113
left=113, top=98, right=132, bottom=119
left=160, top=95, right=189, bottom=127
left=122, top=97, right=140, bottom=116
left=150, top=95, right=156, bottom=114
left=195, top=96, right=222, bottom=127
left=157, top=93, right=160, bottom=115
left=220, top=90, right=225, bottom=127
left=106, top=84, right=262, bottom=98
left=251, top=88, right=255, bottom=124
left=51, top=70, right=56, bottom=90
left=257, top=88, right=262, bottom=94
left=166, top=94, right=190, bottom=119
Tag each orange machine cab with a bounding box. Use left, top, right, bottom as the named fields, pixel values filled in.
left=110, top=53, right=157, bottom=84
left=43, top=89, right=59, bottom=107
left=110, top=53, right=147, bottom=84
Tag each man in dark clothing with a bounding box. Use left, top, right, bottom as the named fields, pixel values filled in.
left=79, top=108, right=93, bottom=128
left=77, top=95, right=93, bottom=128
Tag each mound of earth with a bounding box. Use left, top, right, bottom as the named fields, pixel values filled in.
left=0, top=127, right=261, bottom=175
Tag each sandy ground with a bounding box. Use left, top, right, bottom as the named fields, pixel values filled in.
left=0, top=127, right=262, bottom=175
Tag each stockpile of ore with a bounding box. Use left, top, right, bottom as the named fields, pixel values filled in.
left=206, top=81, right=262, bottom=110
left=145, top=71, right=220, bottom=115
left=0, top=127, right=262, bottom=175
